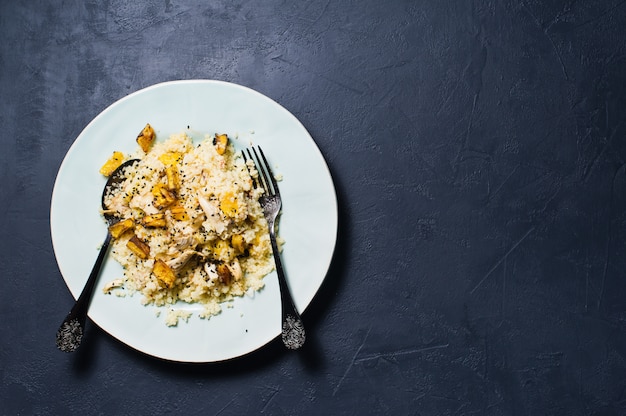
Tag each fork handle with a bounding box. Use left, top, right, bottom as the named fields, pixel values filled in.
left=268, top=228, right=305, bottom=349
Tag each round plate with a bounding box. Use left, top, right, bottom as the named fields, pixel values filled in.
left=50, top=80, right=338, bottom=362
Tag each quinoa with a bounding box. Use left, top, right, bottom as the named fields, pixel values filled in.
left=102, top=131, right=275, bottom=325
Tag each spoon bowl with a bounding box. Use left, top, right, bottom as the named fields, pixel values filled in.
left=56, top=158, right=139, bottom=352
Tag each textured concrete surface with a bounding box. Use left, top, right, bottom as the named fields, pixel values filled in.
left=2, top=1, right=626, bottom=414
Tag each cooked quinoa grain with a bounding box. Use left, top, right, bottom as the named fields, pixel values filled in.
left=102, top=131, right=274, bottom=325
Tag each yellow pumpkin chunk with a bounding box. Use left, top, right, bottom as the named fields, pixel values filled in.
left=153, top=259, right=176, bottom=288
left=166, top=166, right=179, bottom=192
left=136, top=123, right=155, bottom=153
left=99, top=151, right=125, bottom=176
left=158, top=151, right=182, bottom=166
left=108, top=218, right=135, bottom=239
left=231, top=234, right=247, bottom=254
left=213, top=239, right=234, bottom=261
left=219, top=191, right=239, bottom=217
left=142, top=213, right=167, bottom=228
left=213, top=133, right=228, bottom=155
left=169, top=205, right=189, bottom=221
left=127, top=235, right=150, bottom=259
left=152, top=183, right=176, bottom=209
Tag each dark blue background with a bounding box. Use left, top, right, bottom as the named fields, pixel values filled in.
left=2, top=1, right=626, bottom=414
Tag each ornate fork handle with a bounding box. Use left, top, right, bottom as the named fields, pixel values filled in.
left=245, top=146, right=305, bottom=350
left=266, top=215, right=305, bottom=349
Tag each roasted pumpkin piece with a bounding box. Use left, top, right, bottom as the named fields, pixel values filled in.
left=169, top=204, right=189, bottom=221
left=219, top=191, right=239, bottom=217
left=165, top=166, right=179, bottom=192
left=213, top=133, right=228, bottom=155
left=158, top=151, right=182, bottom=166
left=216, top=263, right=232, bottom=285
left=136, top=123, right=155, bottom=153
left=108, top=218, right=135, bottom=239
left=152, top=183, right=176, bottom=209
left=142, top=213, right=166, bottom=228
left=127, top=235, right=150, bottom=259
left=213, top=239, right=234, bottom=261
left=231, top=234, right=247, bottom=255
left=99, top=151, right=125, bottom=176
left=153, top=259, right=176, bottom=288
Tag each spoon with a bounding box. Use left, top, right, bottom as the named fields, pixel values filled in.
left=56, top=159, right=139, bottom=352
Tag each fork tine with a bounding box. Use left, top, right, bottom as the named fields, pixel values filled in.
left=245, top=148, right=267, bottom=192
left=251, top=147, right=273, bottom=195
left=257, top=146, right=280, bottom=197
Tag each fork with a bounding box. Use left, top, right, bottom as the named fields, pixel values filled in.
left=243, top=146, right=305, bottom=350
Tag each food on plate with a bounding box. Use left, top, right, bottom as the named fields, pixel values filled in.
left=136, top=123, right=156, bottom=153
left=126, top=234, right=150, bottom=259
left=213, top=133, right=228, bottom=155
left=99, top=151, right=125, bottom=176
left=101, top=128, right=276, bottom=326
left=108, top=218, right=134, bottom=239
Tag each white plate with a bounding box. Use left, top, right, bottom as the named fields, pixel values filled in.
left=50, top=80, right=338, bottom=362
